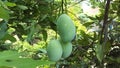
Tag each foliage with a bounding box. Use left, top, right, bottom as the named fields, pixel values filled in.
left=0, top=0, right=120, bottom=68
left=0, top=50, right=54, bottom=68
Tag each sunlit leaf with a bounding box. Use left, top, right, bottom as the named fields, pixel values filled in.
left=4, top=2, right=16, bottom=7
left=17, top=5, right=28, bottom=10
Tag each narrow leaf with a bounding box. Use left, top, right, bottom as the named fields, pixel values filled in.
left=95, top=44, right=104, bottom=62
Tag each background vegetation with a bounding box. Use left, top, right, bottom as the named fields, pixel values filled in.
left=0, top=0, right=120, bottom=68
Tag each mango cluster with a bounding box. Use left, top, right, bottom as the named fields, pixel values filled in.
left=46, top=14, right=76, bottom=62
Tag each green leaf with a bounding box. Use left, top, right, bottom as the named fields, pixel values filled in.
left=27, top=23, right=35, bottom=43
left=103, top=41, right=111, bottom=55
left=83, top=22, right=94, bottom=27
left=0, top=6, right=10, bottom=21
left=17, top=5, right=28, bottom=10
left=42, top=30, right=47, bottom=41
left=1, top=34, right=16, bottom=42
left=45, top=0, right=53, bottom=3
left=108, top=57, right=120, bottom=63
left=0, top=21, right=7, bottom=30
left=4, top=2, right=16, bottom=7
left=0, top=50, right=20, bottom=60
left=0, top=31, right=7, bottom=40
left=39, top=48, right=47, bottom=54
left=95, top=43, right=104, bottom=62
left=40, top=14, right=48, bottom=22
left=0, top=66, right=12, bottom=68
left=95, top=41, right=111, bottom=62
left=0, top=50, right=55, bottom=68
left=116, top=57, right=120, bottom=63
left=0, top=21, right=7, bottom=40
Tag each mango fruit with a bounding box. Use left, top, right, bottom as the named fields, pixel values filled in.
left=60, top=41, right=72, bottom=58
left=56, top=14, right=76, bottom=42
left=46, top=40, right=62, bottom=61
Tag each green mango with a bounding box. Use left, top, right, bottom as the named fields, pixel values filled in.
left=61, top=41, right=72, bottom=58
left=56, top=14, right=76, bottom=42
left=46, top=40, right=62, bottom=61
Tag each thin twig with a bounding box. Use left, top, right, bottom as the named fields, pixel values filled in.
left=61, top=0, right=64, bottom=13
left=68, top=0, right=84, bottom=8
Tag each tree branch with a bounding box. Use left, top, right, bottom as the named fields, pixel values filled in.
left=61, top=0, right=64, bottom=13
left=100, top=0, right=111, bottom=43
